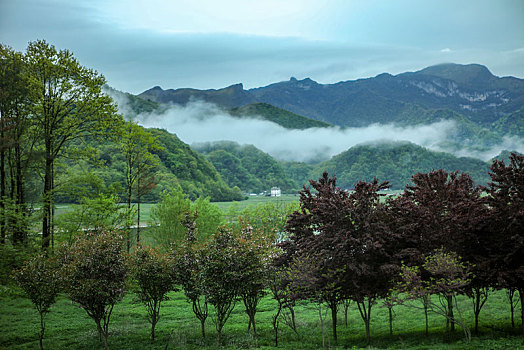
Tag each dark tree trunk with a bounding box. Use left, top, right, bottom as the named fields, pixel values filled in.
left=137, top=195, right=141, bottom=247
left=448, top=295, right=454, bottom=332
left=343, top=299, right=350, bottom=327
left=389, top=306, right=393, bottom=336
left=127, top=187, right=132, bottom=253
left=41, top=153, right=52, bottom=252
left=508, top=287, right=516, bottom=328
left=330, top=299, right=338, bottom=342
left=13, top=143, right=26, bottom=245
left=39, top=312, right=45, bottom=350
left=0, top=135, right=5, bottom=244
left=472, top=287, right=488, bottom=335
left=272, top=303, right=282, bottom=347
left=423, top=296, right=429, bottom=337
left=356, top=298, right=373, bottom=345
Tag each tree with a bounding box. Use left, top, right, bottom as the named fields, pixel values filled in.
left=14, top=254, right=60, bottom=350
left=284, top=172, right=395, bottom=344
left=59, top=231, right=127, bottom=350
left=128, top=246, right=177, bottom=341
left=0, top=44, right=36, bottom=245
left=119, top=121, right=161, bottom=250
left=199, top=228, right=244, bottom=344
left=55, top=193, right=130, bottom=244
left=174, top=217, right=209, bottom=339
left=484, top=153, right=524, bottom=333
left=150, top=187, right=223, bottom=251
left=234, top=225, right=273, bottom=337
left=25, top=40, right=122, bottom=251
left=283, top=172, right=354, bottom=342
left=394, top=170, right=488, bottom=333
left=397, top=248, right=472, bottom=341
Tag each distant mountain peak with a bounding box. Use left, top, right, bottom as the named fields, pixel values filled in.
left=415, top=63, right=495, bottom=85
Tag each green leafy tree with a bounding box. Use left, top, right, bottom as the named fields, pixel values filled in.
left=150, top=187, right=223, bottom=251
left=119, top=121, right=161, bottom=250
left=59, top=231, right=127, bottom=350
left=199, top=228, right=244, bottom=344
left=128, top=246, right=177, bottom=341
left=56, top=193, right=130, bottom=244
left=396, top=248, right=472, bottom=341
left=174, top=217, right=209, bottom=338
left=25, top=40, right=122, bottom=251
left=14, top=254, right=60, bottom=350
left=0, top=44, right=36, bottom=245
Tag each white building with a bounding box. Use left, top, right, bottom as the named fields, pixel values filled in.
left=271, top=187, right=281, bottom=197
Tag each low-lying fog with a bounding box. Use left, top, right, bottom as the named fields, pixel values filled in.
left=116, top=97, right=523, bottom=163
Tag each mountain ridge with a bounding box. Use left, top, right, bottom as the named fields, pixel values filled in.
left=138, top=63, right=524, bottom=132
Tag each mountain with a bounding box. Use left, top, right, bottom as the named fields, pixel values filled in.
left=229, top=102, right=332, bottom=129
left=193, top=141, right=299, bottom=193
left=309, top=141, right=491, bottom=190
left=252, top=64, right=524, bottom=128
left=139, top=83, right=255, bottom=107
left=104, top=85, right=164, bottom=117
left=138, top=63, right=524, bottom=132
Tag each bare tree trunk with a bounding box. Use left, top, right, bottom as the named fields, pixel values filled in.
left=508, top=287, right=517, bottom=328
left=42, top=153, right=52, bottom=252
left=330, top=299, right=338, bottom=342
left=388, top=306, right=393, bottom=336
left=39, top=312, right=45, bottom=350
left=423, top=295, right=429, bottom=336
left=0, top=152, right=5, bottom=245
left=472, top=287, right=488, bottom=335
left=356, top=298, right=373, bottom=345
left=137, top=194, right=141, bottom=247
left=343, top=299, right=350, bottom=327
left=0, top=120, right=5, bottom=245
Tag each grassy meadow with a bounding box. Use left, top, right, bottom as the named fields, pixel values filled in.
left=1, top=286, right=522, bottom=349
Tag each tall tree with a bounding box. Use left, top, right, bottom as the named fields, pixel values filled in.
left=0, top=44, right=36, bottom=245
left=119, top=121, right=161, bottom=250
left=284, top=172, right=395, bottom=343
left=484, top=153, right=524, bottom=334
left=25, top=40, right=121, bottom=251
left=395, top=170, right=488, bottom=333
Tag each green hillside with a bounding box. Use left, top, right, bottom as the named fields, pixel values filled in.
left=193, top=141, right=299, bottom=193
left=229, top=102, right=332, bottom=129
left=55, top=127, right=244, bottom=203
left=310, top=141, right=491, bottom=190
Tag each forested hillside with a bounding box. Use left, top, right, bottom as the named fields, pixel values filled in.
left=55, top=128, right=244, bottom=203
left=229, top=102, right=332, bottom=129
left=310, top=141, right=491, bottom=189
left=193, top=141, right=299, bottom=193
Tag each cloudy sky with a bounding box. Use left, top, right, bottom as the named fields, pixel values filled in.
left=1, top=0, right=523, bottom=94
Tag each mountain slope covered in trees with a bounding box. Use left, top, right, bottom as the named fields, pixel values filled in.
left=193, top=141, right=299, bottom=193
left=309, top=141, right=491, bottom=189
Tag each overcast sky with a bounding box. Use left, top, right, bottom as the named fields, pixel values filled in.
left=1, top=0, right=523, bottom=94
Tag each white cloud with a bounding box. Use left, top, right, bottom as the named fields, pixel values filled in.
left=134, top=100, right=463, bottom=163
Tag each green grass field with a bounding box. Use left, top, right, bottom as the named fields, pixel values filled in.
left=1, top=286, right=522, bottom=349
left=52, top=194, right=300, bottom=227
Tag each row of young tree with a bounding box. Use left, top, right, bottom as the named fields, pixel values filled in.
left=0, top=40, right=162, bottom=252
left=14, top=153, right=523, bottom=349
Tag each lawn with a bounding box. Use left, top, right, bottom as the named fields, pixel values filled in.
left=1, top=286, right=522, bottom=349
